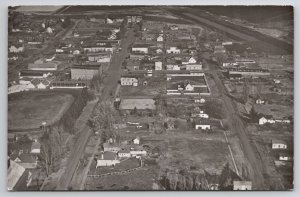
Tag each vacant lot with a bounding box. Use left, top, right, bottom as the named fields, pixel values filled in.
left=8, top=91, right=74, bottom=131
left=160, top=135, right=233, bottom=174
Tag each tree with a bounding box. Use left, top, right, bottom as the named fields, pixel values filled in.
left=248, top=106, right=259, bottom=123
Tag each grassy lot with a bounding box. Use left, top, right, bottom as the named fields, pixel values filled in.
left=8, top=91, right=74, bottom=130
left=160, top=135, right=232, bottom=174
left=85, top=166, right=157, bottom=190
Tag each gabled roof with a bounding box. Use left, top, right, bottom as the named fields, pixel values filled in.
left=7, top=160, right=26, bottom=191
left=272, top=139, right=287, bottom=145
left=100, top=151, right=117, bottom=160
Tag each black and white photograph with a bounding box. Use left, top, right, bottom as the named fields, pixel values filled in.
left=6, top=5, right=294, bottom=191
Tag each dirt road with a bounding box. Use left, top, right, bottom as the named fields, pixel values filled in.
left=55, top=27, right=135, bottom=190
left=209, top=63, right=266, bottom=189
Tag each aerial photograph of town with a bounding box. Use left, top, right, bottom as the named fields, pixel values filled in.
left=7, top=5, right=294, bottom=191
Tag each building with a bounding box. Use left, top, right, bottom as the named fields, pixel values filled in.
left=272, top=140, right=287, bottom=149
left=103, top=143, right=121, bottom=153
left=259, top=117, right=291, bottom=125
left=194, top=98, right=206, bottom=103
left=228, top=68, right=271, bottom=77
left=132, top=44, right=149, bottom=54
left=7, top=160, right=32, bottom=191
left=166, top=64, right=180, bottom=70
left=256, top=98, right=265, bottom=104
left=194, top=119, right=211, bottom=130
left=157, top=35, right=164, bottom=42
left=192, top=111, right=209, bottom=119
left=50, top=81, right=88, bottom=89
left=118, top=150, right=131, bottom=158
left=71, top=64, right=102, bottom=80
left=186, top=63, right=202, bottom=70
left=9, top=44, right=24, bottom=53
left=12, top=154, right=38, bottom=169
left=28, top=62, right=58, bottom=71
left=235, top=59, right=256, bottom=65
left=279, top=153, right=293, bottom=161
left=155, top=61, right=162, bottom=70
left=30, top=141, right=41, bottom=154
left=233, top=181, right=252, bottom=190
left=120, top=75, right=139, bottom=86
left=166, top=47, right=180, bottom=54
left=96, top=151, right=120, bottom=167
left=133, top=137, right=141, bottom=145
left=182, top=57, right=197, bottom=65
left=87, top=53, right=111, bottom=62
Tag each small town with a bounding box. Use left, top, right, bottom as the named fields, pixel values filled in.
left=7, top=5, right=293, bottom=191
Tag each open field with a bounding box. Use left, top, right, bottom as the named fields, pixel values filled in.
left=8, top=90, right=74, bottom=131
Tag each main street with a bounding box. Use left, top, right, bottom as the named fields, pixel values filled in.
left=55, top=26, right=135, bottom=190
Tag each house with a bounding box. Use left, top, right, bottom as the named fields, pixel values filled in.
left=194, top=98, right=206, bottom=103
left=28, top=62, right=58, bottom=71
left=194, top=119, right=211, bottom=130
left=118, top=150, right=131, bottom=158
left=233, top=181, right=252, bottom=190
left=96, top=151, right=120, bottom=167
left=30, top=78, right=51, bottom=89
left=279, top=153, right=293, bottom=161
left=87, top=53, right=111, bottom=63
left=103, top=143, right=121, bottom=153
left=120, top=75, right=139, bottom=86
left=157, top=35, right=164, bottom=42
left=166, top=64, right=180, bottom=70
left=9, top=44, right=24, bottom=53
left=155, top=61, right=162, bottom=70
left=256, top=98, right=265, bottom=104
left=235, top=59, right=256, bottom=65
left=129, top=146, right=147, bottom=157
left=182, top=57, right=197, bottom=65
left=50, top=81, right=87, bottom=89
left=156, top=48, right=163, bottom=54
left=259, top=117, right=291, bottom=125
left=7, top=160, right=32, bottom=191
left=133, top=137, right=141, bottom=145
left=30, top=140, right=41, bottom=154
left=132, top=44, right=149, bottom=54
left=272, top=140, right=287, bottom=149
left=169, top=25, right=178, bottom=30
left=12, top=153, right=38, bottom=169
left=71, top=64, right=102, bottom=80
left=192, top=111, right=209, bottom=119
left=166, top=47, right=180, bottom=54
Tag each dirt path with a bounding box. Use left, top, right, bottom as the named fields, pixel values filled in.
left=209, top=64, right=267, bottom=189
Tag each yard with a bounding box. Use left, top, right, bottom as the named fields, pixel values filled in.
left=8, top=90, right=75, bottom=131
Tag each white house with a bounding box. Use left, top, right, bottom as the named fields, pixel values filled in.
left=156, top=48, right=163, bottom=54
left=118, top=150, right=131, bottom=158
left=30, top=140, right=41, bottom=154
left=120, top=76, right=139, bottom=86
left=155, top=61, right=162, bottom=70
left=103, top=143, right=121, bottom=153
left=130, top=148, right=147, bottom=157
left=46, top=27, right=53, bottom=34
left=272, top=140, right=287, bottom=149
left=133, top=137, right=140, bottom=145
left=194, top=98, right=206, bottom=103
left=157, top=35, right=164, bottom=42
left=132, top=45, right=149, bottom=54
left=233, top=181, right=252, bottom=190
left=259, top=117, right=291, bottom=125
left=185, top=83, right=194, bottom=91
left=96, top=152, right=120, bottom=167
left=166, top=64, right=180, bottom=70
left=182, top=57, right=197, bottom=65
left=192, top=112, right=209, bottom=119
left=9, top=45, right=24, bottom=53
left=56, top=49, right=64, bottom=53
left=195, top=119, right=211, bottom=130
left=279, top=153, right=292, bottom=161
left=256, top=99, right=265, bottom=104
left=166, top=47, right=180, bottom=54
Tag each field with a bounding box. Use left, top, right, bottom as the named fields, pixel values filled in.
left=8, top=90, right=75, bottom=131
left=160, top=135, right=233, bottom=174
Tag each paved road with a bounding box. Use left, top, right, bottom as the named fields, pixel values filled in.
left=55, top=27, right=135, bottom=190
left=209, top=63, right=266, bottom=189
